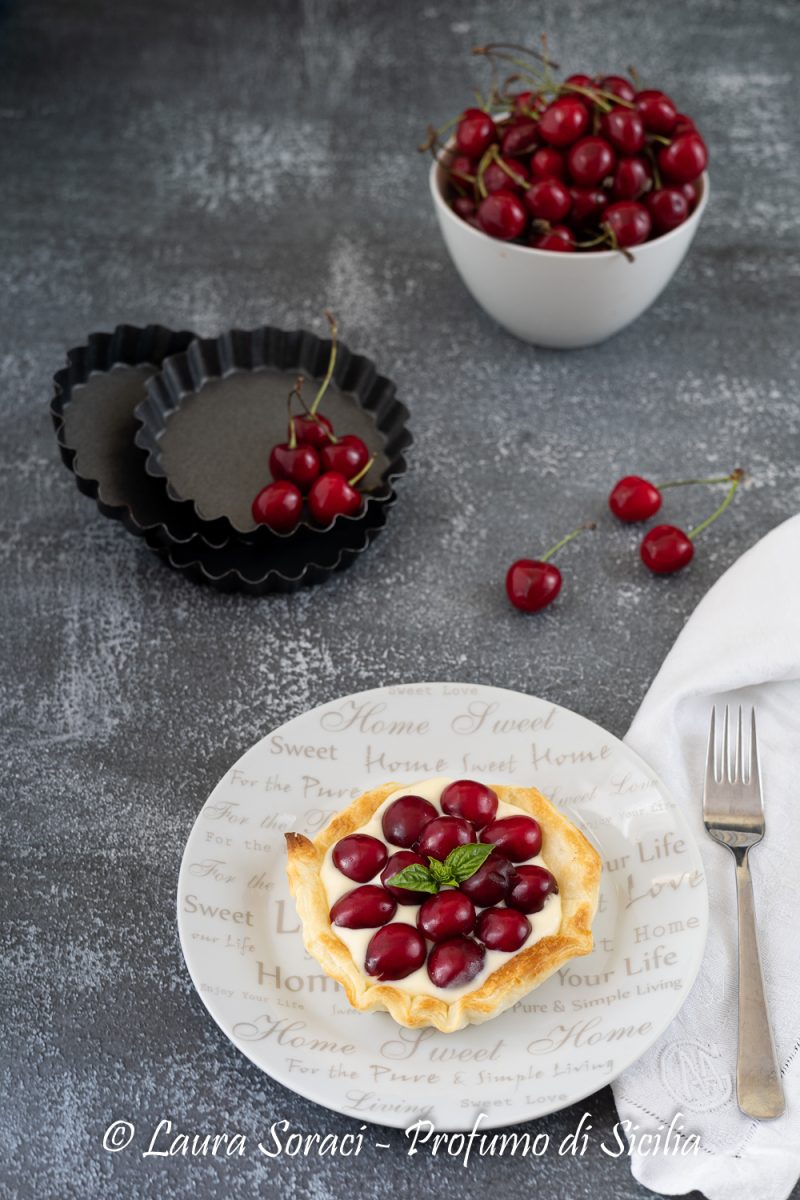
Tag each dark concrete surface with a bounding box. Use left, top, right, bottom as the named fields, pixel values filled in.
left=2, top=1, right=799, bottom=1197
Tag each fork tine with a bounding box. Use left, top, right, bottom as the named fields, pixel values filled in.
left=722, top=704, right=731, bottom=782
left=706, top=706, right=717, bottom=786
left=735, top=706, right=744, bottom=783
left=750, top=707, right=762, bottom=798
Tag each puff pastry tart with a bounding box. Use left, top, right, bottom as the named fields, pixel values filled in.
left=285, top=776, right=601, bottom=1033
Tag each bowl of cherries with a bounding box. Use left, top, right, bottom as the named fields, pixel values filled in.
left=425, top=44, right=709, bottom=348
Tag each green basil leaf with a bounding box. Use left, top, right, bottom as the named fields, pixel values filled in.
left=384, top=864, right=439, bottom=894
left=427, top=857, right=451, bottom=885
left=443, top=842, right=495, bottom=883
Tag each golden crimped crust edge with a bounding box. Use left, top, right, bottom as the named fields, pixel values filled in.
left=285, top=781, right=601, bottom=1033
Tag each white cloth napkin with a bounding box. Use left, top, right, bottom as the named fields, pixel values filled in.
left=612, top=513, right=800, bottom=1199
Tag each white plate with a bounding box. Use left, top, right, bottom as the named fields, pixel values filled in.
left=178, top=683, right=708, bottom=1130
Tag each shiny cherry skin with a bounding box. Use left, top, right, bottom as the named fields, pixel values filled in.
left=365, top=922, right=427, bottom=980
left=680, top=180, right=701, bottom=210
left=481, top=814, right=542, bottom=862
left=646, top=187, right=689, bottom=234
left=455, top=107, right=496, bottom=157
left=449, top=153, right=475, bottom=186
left=609, top=475, right=662, bottom=522
left=330, top=885, right=396, bottom=929
left=269, top=442, right=320, bottom=493
left=440, top=780, right=498, bottom=829
left=538, top=97, right=589, bottom=147
left=611, top=156, right=651, bottom=200
left=458, top=848, right=518, bottom=907
left=477, top=191, right=527, bottom=240
left=673, top=113, right=696, bottom=135
left=417, top=890, right=476, bottom=942
left=524, top=178, right=571, bottom=223
left=416, top=815, right=476, bottom=860
left=529, top=146, right=566, bottom=181
left=604, top=200, right=652, bottom=247
left=502, top=119, right=540, bottom=158
left=569, top=186, right=608, bottom=226
left=475, top=907, right=531, bottom=952
left=658, top=132, right=708, bottom=184
left=598, top=75, right=636, bottom=103
left=507, top=865, right=559, bottom=914
left=381, top=850, right=431, bottom=904
left=293, top=413, right=333, bottom=449
left=635, top=89, right=678, bottom=135
left=600, top=108, right=645, bottom=155
left=483, top=157, right=530, bottom=196
left=567, top=136, right=615, bottom=186
left=427, top=936, right=486, bottom=988
left=320, top=434, right=369, bottom=477
left=533, top=226, right=574, bottom=251
left=505, top=559, right=562, bottom=613
left=308, top=471, right=362, bottom=523
left=251, top=481, right=303, bottom=533
left=452, top=195, right=476, bottom=221
left=381, top=795, right=438, bottom=848
left=641, top=524, right=695, bottom=574
left=332, top=834, right=388, bottom=883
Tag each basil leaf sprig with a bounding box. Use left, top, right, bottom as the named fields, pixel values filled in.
left=386, top=842, right=495, bottom=894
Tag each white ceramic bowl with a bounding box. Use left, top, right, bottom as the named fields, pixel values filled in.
left=429, top=158, right=708, bottom=349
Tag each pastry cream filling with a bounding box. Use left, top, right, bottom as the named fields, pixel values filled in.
left=321, top=776, right=562, bottom=1000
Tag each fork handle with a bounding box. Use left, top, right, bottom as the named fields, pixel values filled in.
left=734, top=849, right=785, bottom=1119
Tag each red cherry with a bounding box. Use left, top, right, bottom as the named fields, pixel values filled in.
left=427, top=936, right=486, bottom=988
left=529, top=147, right=566, bottom=181
left=609, top=475, right=662, bottom=522
left=563, top=73, right=595, bottom=97
left=532, top=226, right=574, bottom=251
left=417, top=816, right=476, bottom=860
left=524, top=178, right=571, bottom=223
left=269, top=442, right=320, bottom=493
left=449, top=153, right=476, bottom=186
left=307, top=471, right=362, bottom=523
left=604, top=200, right=652, bottom=247
left=293, top=413, right=333, bottom=449
left=452, top=195, right=476, bottom=221
left=456, top=108, right=496, bottom=157
left=483, top=157, right=530, bottom=196
left=458, top=849, right=518, bottom=907
left=477, top=191, right=527, bottom=240
left=440, top=780, right=498, bottom=829
left=382, top=795, right=438, bottom=848
left=505, top=559, right=562, bottom=613
left=251, top=481, right=303, bottom=533
left=673, top=113, right=696, bottom=135
left=501, top=119, right=540, bottom=158
left=365, top=923, right=427, bottom=980
left=567, top=136, right=615, bottom=186
left=641, top=524, right=694, bottom=574
left=320, top=434, right=369, bottom=477
left=332, top=834, right=388, bottom=883
left=569, top=186, right=608, bottom=226
left=635, top=89, right=678, bottom=135
left=481, top=814, right=542, bottom=862
left=646, top=187, right=690, bottom=234
left=507, top=865, right=559, bottom=914
left=658, top=132, right=708, bottom=184
left=512, top=90, right=546, bottom=116
left=475, top=907, right=531, bottom=952
left=381, top=850, right=430, bottom=904
left=538, top=97, right=589, bottom=147
left=330, top=885, right=396, bottom=929
left=598, top=75, right=636, bottom=103
left=611, top=156, right=651, bottom=200
left=417, top=890, right=476, bottom=942
left=679, top=179, right=701, bottom=211
left=600, top=109, right=646, bottom=155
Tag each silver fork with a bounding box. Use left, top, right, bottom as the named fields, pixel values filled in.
left=703, top=706, right=785, bottom=1119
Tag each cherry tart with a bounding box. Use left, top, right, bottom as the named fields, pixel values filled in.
left=285, top=777, right=600, bottom=1033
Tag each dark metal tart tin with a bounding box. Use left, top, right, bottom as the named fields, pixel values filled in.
left=50, top=324, right=209, bottom=547
left=133, top=325, right=411, bottom=546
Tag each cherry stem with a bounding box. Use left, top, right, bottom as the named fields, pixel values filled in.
left=688, top=470, right=745, bottom=541
left=286, top=375, right=305, bottom=449
left=349, top=456, right=375, bottom=488
left=495, top=154, right=529, bottom=187
left=658, top=473, right=737, bottom=489
left=310, top=310, right=338, bottom=414
left=473, top=41, right=559, bottom=70
left=540, top=522, right=596, bottom=563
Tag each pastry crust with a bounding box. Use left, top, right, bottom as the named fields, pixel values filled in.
left=285, top=782, right=601, bottom=1033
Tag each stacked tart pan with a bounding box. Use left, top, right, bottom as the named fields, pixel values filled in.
left=51, top=323, right=411, bottom=593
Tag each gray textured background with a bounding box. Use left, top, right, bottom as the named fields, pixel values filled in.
left=2, top=0, right=799, bottom=1197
